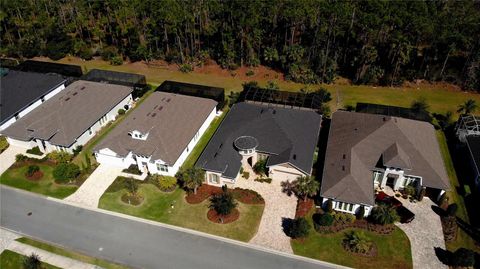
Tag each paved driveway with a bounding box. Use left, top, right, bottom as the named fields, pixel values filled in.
left=0, top=146, right=26, bottom=175
left=395, top=196, right=447, bottom=269
left=235, top=178, right=298, bottom=253
left=65, top=164, right=122, bottom=208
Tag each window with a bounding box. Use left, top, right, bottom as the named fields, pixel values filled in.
left=258, top=153, right=269, bottom=161
left=156, top=163, right=168, bottom=172
left=348, top=204, right=354, bottom=212
left=194, top=131, right=200, bottom=141
left=88, top=128, right=92, bottom=135
left=14, top=113, right=19, bottom=120
left=41, top=96, right=45, bottom=102
left=187, top=146, right=189, bottom=152
left=209, top=174, right=220, bottom=184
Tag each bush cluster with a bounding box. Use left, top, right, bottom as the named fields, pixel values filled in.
left=47, top=151, right=73, bottom=163
left=26, top=146, right=43, bottom=156
left=53, top=163, right=80, bottom=183
left=179, top=63, right=193, bottom=73
left=26, top=165, right=40, bottom=177
left=288, top=217, right=311, bottom=239
left=150, top=175, right=177, bottom=192
left=334, top=212, right=356, bottom=225
left=313, top=213, right=334, bottom=227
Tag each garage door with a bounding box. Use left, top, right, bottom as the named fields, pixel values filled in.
left=271, top=169, right=303, bottom=181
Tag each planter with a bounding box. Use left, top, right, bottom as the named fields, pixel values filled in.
left=25, top=171, right=44, bottom=181
left=121, top=193, right=144, bottom=206
left=207, top=208, right=240, bottom=224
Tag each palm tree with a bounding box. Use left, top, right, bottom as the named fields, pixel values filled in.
left=23, top=253, right=41, bottom=269
left=125, top=178, right=139, bottom=197
left=343, top=231, right=373, bottom=254
left=294, top=175, right=320, bottom=201
left=209, top=192, right=237, bottom=223
left=370, top=204, right=400, bottom=225
left=457, top=99, right=477, bottom=115
left=410, top=97, right=430, bottom=114
left=179, top=167, right=205, bottom=194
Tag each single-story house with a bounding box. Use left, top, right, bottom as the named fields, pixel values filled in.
left=466, top=136, right=480, bottom=192
left=320, top=111, right=450, bottom=217
left=0, top=69, right=66, bottom=130
left=94, top=92, right=217, bottom=176
left=1, top=80, right=133, bottom=154
left=196, top=102, right=322, bottom=186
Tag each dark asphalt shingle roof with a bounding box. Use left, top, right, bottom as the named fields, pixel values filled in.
left=1, top=80, right=132, bottom=147
left=94, top=92, right=217, bottom=165
left=466, top=136, right=480, bottom=174
left=196, top=102, right=322, bottom=178
left=0, top=70, right=66, bottom=124
left=321, top=111, right=450, bottom=206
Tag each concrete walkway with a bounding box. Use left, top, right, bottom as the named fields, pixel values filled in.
left=0, top=145, right=26, bottom=175
left=235, top=177, right=297, bottom=253
left=384, top=189, right=447, bottom=269
left=1, top=228, right=20, bottom=253
left=65, top=164, right=123, bottom=208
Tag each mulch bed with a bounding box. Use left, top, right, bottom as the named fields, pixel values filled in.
left=12, top=159, right=56, bottom=169
left=121, top=193, right=144, bottom=206
left=207, top=208, right=240, bottom=224
left=25, top=171, right=44, bottom=181
left=185, top=185, right=265, bottom=205
left=315, top=219, right=395, bottom=235
left=295, top=198, right=314, bottom=218
left=440, top=215, right=457, bottom=243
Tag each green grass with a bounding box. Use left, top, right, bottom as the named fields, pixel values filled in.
left=0, top=135, right=9, bottom=153
left=0, top=249, right=60, bottom=269
left=0, top=163, right=77, bottom=198
left=99, top=181, right=264, bottom=242
left=436, top=131, right=480, bottom=252
left=72, top=87, right=155, bottom=167
left=15, top=237, right=129, bottom=269
left=182, top=108, right=229, bottom=169
left=291, top=210, right=412, bottom=269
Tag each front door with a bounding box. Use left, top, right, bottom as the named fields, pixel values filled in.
left=386, top=177, right=396, bottom=188
left=247, top=157, right=253, bottom=167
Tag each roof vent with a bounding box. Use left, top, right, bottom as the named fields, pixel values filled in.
left=354, top=128, right=358, bottom=131
left=147, top=113, right=151, bottom=116
left=158, top=106, right=163, bottom=111
left=65, top=97, right=70, bottom=101
left=342, top=154, right=346, bottom=159
left=80, top=86, right=86, bottom=90
left=214, top=152, right=218, bottom=158
left=166, top=98, right=171, bottom=102
left=219, top=143, right=223, bottom=149
left=72, top=92, right=78, bottom=96
left=293, top=154, right=297, bottom=160
left=272, top=110, right=276, bottom=114
left=342, top=165, right=345, bottom=171
left=161, top=98, right=166, bottom=101
left=154, top=105, right=158, bottom=109
left=260, top=109, right=264, bottom=114
left=151, top=113, right=157, bottom=117
left=383, top=117, right=386, bottom=121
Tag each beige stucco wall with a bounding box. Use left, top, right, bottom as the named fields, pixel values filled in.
left=268, top=163, right=305, bottom=181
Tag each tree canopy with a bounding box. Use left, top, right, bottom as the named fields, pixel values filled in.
left=1, top=0, right=479, bottom=90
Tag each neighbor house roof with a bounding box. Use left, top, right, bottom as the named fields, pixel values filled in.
left=1, top=80, right=132, bottom=147
left=93, top=92, right=217, bottom=165
left=466, top=136, right=480, bottom=174
left=196, top=102, right=322, bottom=178
left=321, top=111, right=450, bottom=206
left=0, top=69, right=66, bottom=124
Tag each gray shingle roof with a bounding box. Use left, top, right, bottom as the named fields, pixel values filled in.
left=0, top=70, right=66, bottom=124
left=94, top=92, right=217, bottom=165
left=1, top=80, right=132, bottom=147
left=321, top=111, right=450, bottom=206
left=196, top=102, right=322, bottom=178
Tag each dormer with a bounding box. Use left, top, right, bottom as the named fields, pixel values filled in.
left=128, top=130, right=149, bottom=141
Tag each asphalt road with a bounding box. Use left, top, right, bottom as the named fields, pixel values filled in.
left=0, top=186, right=345, bottom=269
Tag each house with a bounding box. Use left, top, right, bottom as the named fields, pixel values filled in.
left=93, top=92, right=217, bottom=176
left=320, top=111, right=450, bottom=217
left=196, top=102, right=322, bottom=186
left=1, top=80, right=133, bottom=154
left=0, top=68, right=67, bottom=131
left=466, top=136, right=480, bottom=192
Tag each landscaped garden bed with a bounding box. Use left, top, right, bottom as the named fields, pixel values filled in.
left=207, top=208, right=240, bottom=224
left=185, top=185, right=264, bottom=205
left=295, top=198, right=314, bottom=218
left=122, top=164, right=142, bottom=175
left=26, top=146, right=43, bottom=156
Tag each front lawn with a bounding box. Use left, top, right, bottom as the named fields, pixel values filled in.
left=0, top=162, right=77, bottom=199
left=16, top=237, right=129, bottom=269
left=0, top=250, right=60, bottom=269
left=99, top=179, right=264, bottom=242
left=291, top=209, right=412, bottom=269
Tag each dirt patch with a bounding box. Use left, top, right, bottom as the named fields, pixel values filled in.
left=121, top=193, right=144, bottom=206
left=25, top=171, right=44, bottom=181
left=295, top=198, right=314, bottom=218
left=207, top=208, right=240, bottom=224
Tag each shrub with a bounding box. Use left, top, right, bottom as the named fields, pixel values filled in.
left=254, top=177, right=272, bottom=183
left=446, top=203, right=458, bottom=217
left=449, top=248, right=475, bottom=267
left=23, top=253, right=42, bottom=269
left=110, top=56, right=123, bottom=65
left=417, top=187, right=426, bottom=201
left=403, top=184, right=416, bottom=197
left=155, top=175, right=177, bottom=192
left=179, top=63, right=193, bottom=73
left=101, top=46, right=118, bottom=61
left=0, top=136, right=9, bottom=153
left=334, top=212, right=356, bottom=224
left=47, top=151, right=73, bottom=163
left=209, top=192, right=237, bottom=217
left=125, top=178, right=139, bottom=196
left=343, top=231, right=373, bottom=254
left=356, top=206, right=365, bottom=220
left=16, top=154, right=28, bottom=162
left=326, top=199, right=333, bottom=213
left=123, top=164, right=142, bottom=175
left=253, top=159, right=268, bottom=176
left=370, top=204, right=400, bottom=225
left=242, top=171, right=250, bottom=179
left=26, top=165, right=40, bottom=177
left=118, top=108, right=126, bottom=115
left=53, top=163, right=80, bottom=182
left=288, top=217, right=311, bottom=239
left=26, top=146, right=42, bottom=155
left=314, top=213, right=334, bottom=227
left=246, top=70, right=255, bottom=76
left=72, top=145, right=83, bottom=156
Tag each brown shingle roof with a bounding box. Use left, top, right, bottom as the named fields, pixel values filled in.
left=1, top=80, right=132, bottom=147
left=320, top=111, right=450, bottom=206
left=94, top=92, right=217, bottom=165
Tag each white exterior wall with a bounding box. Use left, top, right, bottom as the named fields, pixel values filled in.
left=6, top=137, right=36, bottom=149
left=321, top=197, right=373, bottom=217
left=268, top=163, right=306, bottom=181
left=205, top=170, right=236, bottom=187
left=0, top=84, right=65, bottom=131
left=378, top=167, right=422, bottom=191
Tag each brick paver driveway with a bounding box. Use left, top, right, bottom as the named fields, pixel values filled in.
left=65, top=164, right=122, bottom=208
left=0, top=146, right=26, bottom=175
left=235, top=178, right=297, bottom=253
left=395, top=195, right=447, bottom=269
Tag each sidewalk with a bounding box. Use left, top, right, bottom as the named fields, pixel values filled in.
left=0, top=146, right=26, bottom=175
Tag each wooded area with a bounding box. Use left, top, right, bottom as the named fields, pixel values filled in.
left=1, top=0, right=479, bottom=90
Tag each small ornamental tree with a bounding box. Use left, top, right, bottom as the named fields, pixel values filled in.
left=288, top=217, right=311, bottom=238
left=356, top=205, right=366, bottom=220
left=26, top=165, right=40, bottom=177
left=315, top=213, right=334, bottom=226
left=53, top=163, right=80, bottom=182
left=209, top=192, right=237, bottom=223
left=125, top=178, right=139, bottom=196
left=23, top=253, right=41, bottom=269
left=177, top=167, right=205, bottom=194
left=343, top=231, right=373, bottom=254
left=253, top=159, right=268, bottom=176
left=370, top=204, right=400, bottom=225
left=47, top=150, right=73, bottom=163
left=293, top=175, right=320, bottom=201
left=118, top=108, right=126, bottom=115
left=326, top=199, right=333, bottom=213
